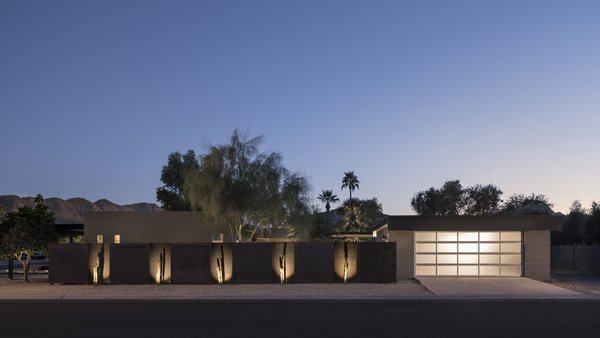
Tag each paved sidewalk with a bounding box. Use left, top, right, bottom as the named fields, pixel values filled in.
left=418, top=277, right=583, bottom=297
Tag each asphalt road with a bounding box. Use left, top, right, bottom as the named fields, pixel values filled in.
left=0, top=299, right=598, bottom=337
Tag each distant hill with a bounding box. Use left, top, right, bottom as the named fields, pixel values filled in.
left=0, top=195, right=162, bottom=224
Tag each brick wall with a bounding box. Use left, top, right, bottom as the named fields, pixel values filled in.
left=388, top=230, right=414, bottom=280
left=524, top=230, right=551, bottom=281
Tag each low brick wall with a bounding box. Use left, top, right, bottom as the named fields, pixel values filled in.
left=524, top=230, right=551, bottom=281
left=552, top=245, right=600, bottom=275
left=389, top=231, right=414, bottom=280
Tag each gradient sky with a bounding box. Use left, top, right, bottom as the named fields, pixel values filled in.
left=1, top=0, right=599, bottom=215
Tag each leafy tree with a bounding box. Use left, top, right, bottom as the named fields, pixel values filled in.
left=410, top=180, right=467, bottom=215
left=0, top=195, right=58, bottom=282
left=410, top=187, right=442, bottom=216
left=307, top=204, right=332, bottom=241
left=338, top=197, right=384, bottom=232
left=341, top=171, right=359, bottom=200
left=184, top=129, right=310, bottom=242
left=464, top=184, right=503, bottom=215
left=156, top=150, right=200, bottom=210
left=553, top=200, right=587, bottom=245
left=584, top=202, right=600, bottom=245
left=438, top=180, right=465, bottom=215
left=500, top=193, right=555, bottom=215
left=341, top=197, right=384, bottom=225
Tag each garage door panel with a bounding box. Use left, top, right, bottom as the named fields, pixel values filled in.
left=437, top=243, right=457, bottom=253
left=479, top=232, right=500, bottom=241
left=437, top=254, right=457, bottom=264
left=501, top=243, right=521, bottom=253
left=480, top=243, right=499, bottom=253
left=416, top=265, right=436, bottom=276
left=458, top=254, right=478, bottom=264
left=480, top=265, right=500, bottom=275
left=416, top=254, right=436, bottom=264
left=416, top=243, right=436, bottom=253
left=501, top=265, right=521, bottom=276
left=437, top=232, right=457, bottom=242
left=458, top=232, right=478, bottom=241
left=480, top=254, right=500, bottom=264
left=415, top=231, right=521, bottom=278
left=458, top=265, right=478, bottom=276
left=458, top=243, right=478, bottom=253
left=437, top=265, right=457, bottom=276
left=501, top=254, right=520, bottom=264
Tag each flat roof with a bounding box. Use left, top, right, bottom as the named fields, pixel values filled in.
left=387, top=215, right=563, bottom=231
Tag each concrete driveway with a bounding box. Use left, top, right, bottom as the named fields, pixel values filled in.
left=417, top=277, right=583, bottom=297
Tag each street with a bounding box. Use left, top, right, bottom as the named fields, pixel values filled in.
left=0, top=299, right=598, bottom=337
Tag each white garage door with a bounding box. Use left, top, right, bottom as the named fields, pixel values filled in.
left=415, top=231, right=521, bottom=277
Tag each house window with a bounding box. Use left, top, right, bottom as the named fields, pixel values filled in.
left=96, top=235, right=103, bottom=244
left=114, top=234, right=121, bottom=244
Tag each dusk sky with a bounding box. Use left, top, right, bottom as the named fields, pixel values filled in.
left=1, top=0, right=599, bottom=215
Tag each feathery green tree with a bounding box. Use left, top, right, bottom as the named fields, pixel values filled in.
left=184, top=129, right=310, bottom=242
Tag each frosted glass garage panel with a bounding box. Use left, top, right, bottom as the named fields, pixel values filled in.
left=415, top=265, right=436, bottom=276
left=501, top=232, right=521, bottom=241
left=415, top=231, right=522, bottom=277
left=480, top=232, right=499, bottom=242
left=480, top=243, right=499, bottom=253
left=458, top=254, right=478, bottom=264
left=437, top=232, right=457, bottom=242
left=416, top=254, right=436, bottom=264
left=416, top=243, right=436, bottom=253
left=501, top=254, right=521, bottom=265
left=501, top=243, right=521, bottom=253
left=437, top=254, right=457, bottom=264
left=459, top=232, right=478, bottom=241
left=458, top=265, right=478, bottom=276
left=480, top=265, right=500, bottom=276
left=437, top=265, right=457, bottom=276
left=501, top=265, right=521, bottom=276
left=415, top=232, right=436, bottom=241
left=479, top=254, right=500, bottom=264
left=458, top=243, right=478, bottom=253
left=437, top=243, right=457, bottom=253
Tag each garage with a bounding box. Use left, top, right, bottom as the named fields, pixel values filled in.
left=415, top=231, right=522, bottom=277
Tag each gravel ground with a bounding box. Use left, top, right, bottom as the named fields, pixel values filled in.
left=0, top=274, right=433, bottom=299
left=551, top=270, right=600, bottom=295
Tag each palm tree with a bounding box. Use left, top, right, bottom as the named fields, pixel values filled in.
left=318, top=190, right=339, bottom=228
left=317, top=190, right=339, bottom=214
left=341, top=171, right=360, bottom=200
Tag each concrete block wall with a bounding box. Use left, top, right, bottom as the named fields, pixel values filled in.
left=524, top=230, right=551, bottom=281
left=388, top=230, right=414, bottom=280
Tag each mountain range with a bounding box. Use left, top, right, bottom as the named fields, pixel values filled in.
left=0, top=195, right=162, bottom=224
